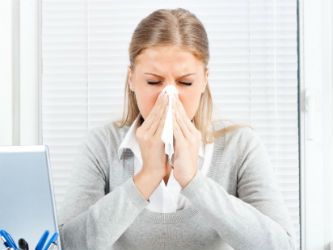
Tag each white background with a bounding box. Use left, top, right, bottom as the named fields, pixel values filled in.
left=0, top=0, right=332, bottom=249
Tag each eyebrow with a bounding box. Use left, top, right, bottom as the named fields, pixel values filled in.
left=144, top=72, right=196, bottom=78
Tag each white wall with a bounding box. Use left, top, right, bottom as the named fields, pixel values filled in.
left=0, top=0, right=40, bottom=146
left=19, top=0, right=41, bottom=145
left=0, top=0, right=13, bottom=145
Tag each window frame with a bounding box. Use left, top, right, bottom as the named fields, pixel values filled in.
left=299, top=0, right=333, bottom=248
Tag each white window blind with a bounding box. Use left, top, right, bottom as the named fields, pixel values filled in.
left=41, top=0, right=300, bottom=248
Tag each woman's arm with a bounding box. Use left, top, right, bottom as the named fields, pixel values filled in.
left=58, top=129, right=150, bottom=250
left=180, top=128, right=296, bottom=250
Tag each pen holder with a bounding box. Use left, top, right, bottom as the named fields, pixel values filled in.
left=0, top=229, right=59, bottom=250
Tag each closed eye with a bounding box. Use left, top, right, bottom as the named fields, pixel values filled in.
left=147, top=81, right=161, bottom=85
left=178, top=81, right=192, bottom=86
left=146, top=81, right=192, bottom=86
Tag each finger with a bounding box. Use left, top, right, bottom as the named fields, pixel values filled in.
left=154, top=96, right=169, bottom=137
left=174, top=97, right=188, bottom=118
left=142, top=92, right=166, bottom=129
left=141, top=93, right=167, bottom=130
left=173, top=110, right=185, bottom=142
left=174, top=97, right=197, bottom=134
left=154, top=102, right=168, bottom=138
left=173, top=102, right=192, bottom=141
left=154, top=97, right=168, bottom=137
left=147, top=95, right=168, bottom=137
left=173, top=98, right=195, bottom=138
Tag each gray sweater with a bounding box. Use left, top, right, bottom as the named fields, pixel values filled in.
left=58, top=120, right=296, bottom=250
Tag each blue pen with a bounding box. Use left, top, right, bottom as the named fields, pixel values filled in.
left=35, top=230, right=49, bottom=250
left=0, top=229, right=18, bottom=250
left=42, top=232, right=58, bottom=250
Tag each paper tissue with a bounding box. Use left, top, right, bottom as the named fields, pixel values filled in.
left=161, top=85, right=178, bottom=167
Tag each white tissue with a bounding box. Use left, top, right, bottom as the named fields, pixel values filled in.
left=161, top=85, right=178, bottom=166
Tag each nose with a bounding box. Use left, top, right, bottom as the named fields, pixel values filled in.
left=160, top=84, right=178, bottom=99
left=165, top=82, right=177, bottom=87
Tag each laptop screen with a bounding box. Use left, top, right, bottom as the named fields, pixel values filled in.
left=0, top=145, right=61, bottom=249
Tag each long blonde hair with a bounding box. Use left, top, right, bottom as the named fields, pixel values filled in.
left=115, top=8, right=249, bottom=143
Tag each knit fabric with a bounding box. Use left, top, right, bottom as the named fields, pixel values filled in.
left=58, top=120, right=296, bottom=250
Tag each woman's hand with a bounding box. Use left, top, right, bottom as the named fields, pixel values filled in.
left=133, top=92, right=169, bottom=199
left=172, top=97, right=202, bottom=188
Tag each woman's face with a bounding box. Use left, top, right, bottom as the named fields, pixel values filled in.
left=128, top=46, right=208, bottom=120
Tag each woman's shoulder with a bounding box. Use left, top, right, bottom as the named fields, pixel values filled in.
left=211, top=119, right=266, bottom=167
left=80, top=120, right=130, bottom=157
left=211, top=118, right=253, bottom=135
left=211, top=119, right=260, bottom=148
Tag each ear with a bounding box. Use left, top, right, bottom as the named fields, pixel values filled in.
left=128, top=66, right=135, bottom=92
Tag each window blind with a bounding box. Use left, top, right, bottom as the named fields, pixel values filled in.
left=41, top=0, right=299, bottom=248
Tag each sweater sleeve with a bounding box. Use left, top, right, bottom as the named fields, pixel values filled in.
left=180, top=127, right=296, bottom=250
left=57, top=128, right=149, bottom=250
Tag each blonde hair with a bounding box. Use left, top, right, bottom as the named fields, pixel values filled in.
left=115, top=8, right=249, bottom=143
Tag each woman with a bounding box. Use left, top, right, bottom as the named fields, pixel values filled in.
left=58, top=8, right=296, bottom=250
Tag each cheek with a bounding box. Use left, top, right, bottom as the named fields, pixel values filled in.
left=179, top=90, right=201, bottom=118
left=136, top=91, right=158, bottom=119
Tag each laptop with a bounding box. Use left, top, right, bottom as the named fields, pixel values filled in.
left=0, top=145, right=62, bottom=249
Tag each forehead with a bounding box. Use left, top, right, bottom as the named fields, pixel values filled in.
left=134, top=46, right=203, bottom=74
